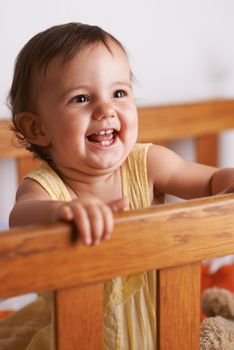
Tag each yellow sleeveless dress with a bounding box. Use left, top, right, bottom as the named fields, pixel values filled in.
left=1, top=143, right=156, bottom=350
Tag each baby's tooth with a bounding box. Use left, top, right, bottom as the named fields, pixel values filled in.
left=96, top=129, right=114, bottom=135
left=101, top=140, right=110, bottom=146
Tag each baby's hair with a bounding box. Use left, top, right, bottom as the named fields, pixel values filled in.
left=8, top=22, right=127, bottom=161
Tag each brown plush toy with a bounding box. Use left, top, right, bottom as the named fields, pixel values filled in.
left=200, top=287, right=234, bottom=350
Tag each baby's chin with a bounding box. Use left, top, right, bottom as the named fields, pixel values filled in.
left=86, top=160, right=124, bottom=175
left=53, top=140, right=134, bottom=176
left=84, top=152, right=131, bottom=176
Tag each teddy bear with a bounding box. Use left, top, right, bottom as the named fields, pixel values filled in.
left=200, top=287, right=234, bottom=350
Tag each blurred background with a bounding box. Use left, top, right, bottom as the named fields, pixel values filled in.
left=1, top=0, right=234, bottom=226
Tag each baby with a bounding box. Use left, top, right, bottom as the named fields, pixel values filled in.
left=8, top=22, right=234, bottom=350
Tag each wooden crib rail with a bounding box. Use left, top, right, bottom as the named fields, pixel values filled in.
left=138, top=98, right=234, bottom=143
left=1, top=194, right=234, bottom=349
left=1, top=194, right=234, bottom=296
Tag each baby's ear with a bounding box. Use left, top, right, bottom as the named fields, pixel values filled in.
left=15, top=112, right=50, bottom=147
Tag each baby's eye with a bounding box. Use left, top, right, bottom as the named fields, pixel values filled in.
left=113, top=90, right=126, bottom=98
left=71, top=95, right=89, bottom=103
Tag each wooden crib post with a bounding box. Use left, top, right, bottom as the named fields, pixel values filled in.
left=157, top=263, right=200, bottom=350
left=195, top=135, right=218, bottom=167
left=55, top=283, right=103, bottom=350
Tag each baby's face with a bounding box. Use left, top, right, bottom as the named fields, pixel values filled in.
left=35, top=41, right=138, bottom=177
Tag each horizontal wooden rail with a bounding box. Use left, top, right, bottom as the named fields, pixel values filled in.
left=0, top=194, right=234, bottom=298
left=138, top=99, right=234, bottom=142
left=1, top=99, right=234, bottom=159
left=0, top=119, right=26, bottom=159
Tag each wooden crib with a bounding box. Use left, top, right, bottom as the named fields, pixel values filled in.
left=0, top=99, right=234, bottom=350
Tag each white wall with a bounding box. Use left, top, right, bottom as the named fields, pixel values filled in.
left=1, top=0, right=234, bottom=226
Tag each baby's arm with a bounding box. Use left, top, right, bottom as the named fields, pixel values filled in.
left=9, top=179, right=128, bottom=245
left=147, top=145, right=234, bottom=200
left=210, top=168, right=234, bottom=194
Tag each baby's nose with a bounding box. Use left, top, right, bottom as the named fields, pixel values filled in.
left=92, top=103, right=116, bottom=120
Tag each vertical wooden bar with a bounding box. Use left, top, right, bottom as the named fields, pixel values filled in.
left=55, top=283, right=103, bottom=350
left=195, top=135, right=218, bottom=167
left=157, top=263, right=200, bottom=350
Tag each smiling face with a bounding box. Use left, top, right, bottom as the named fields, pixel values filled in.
left=35, top=41, right=138, bottom=177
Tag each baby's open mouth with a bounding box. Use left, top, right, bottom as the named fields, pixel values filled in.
left=87, top=129, right=117, bottom=146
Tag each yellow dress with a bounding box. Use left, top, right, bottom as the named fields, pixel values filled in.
left=1, top=143, right=156, bottom=350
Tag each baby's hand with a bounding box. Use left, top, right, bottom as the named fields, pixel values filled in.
left=220, top=183, right=234, bottom=194
left=52, top=197, right=128, bottom=245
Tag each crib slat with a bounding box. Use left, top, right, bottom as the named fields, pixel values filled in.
left=195, top=135, right=218, bottom=167
left=55, top=283, right=103, bottom=350
left=157, top=263, right=200, bottom=350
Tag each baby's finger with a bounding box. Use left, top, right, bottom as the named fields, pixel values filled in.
left=71, top=203, right=92, bottom=245
left=108, top=196, right=129, bottom=213
left=58, top=204, right=74, bottom=221
left=87, top=205, right=104, bottom=244
left=51, top=203, right=74, bottom=223
left=99, top=204, right=114, bottom=240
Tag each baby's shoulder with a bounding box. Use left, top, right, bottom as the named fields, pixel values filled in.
left=147, top=143, right=178, bottom=166
left=16, top=177, right=51, bottom=202
left=147, top=144, right=184, bottom=185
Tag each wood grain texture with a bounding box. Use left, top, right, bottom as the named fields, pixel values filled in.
left=55, top=283, right=103, bottom=350
left=0, top=194, right=234, bottom=298
left=157, top=264, right=200, bottom=350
